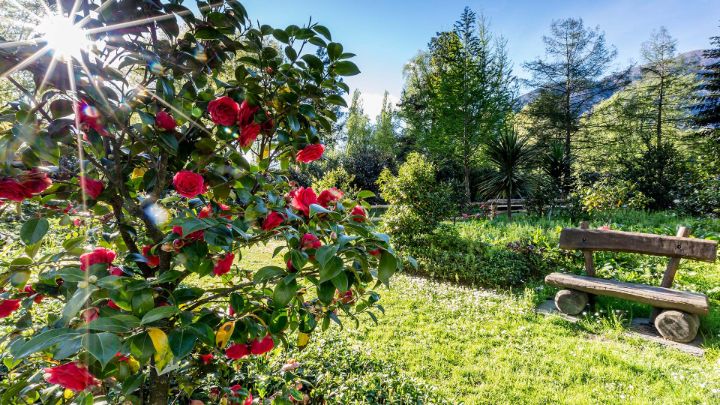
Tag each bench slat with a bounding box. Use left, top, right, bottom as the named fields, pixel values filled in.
left=559, top=228, right=717, bottom=262
left=545, top=273, right=709, bottom=315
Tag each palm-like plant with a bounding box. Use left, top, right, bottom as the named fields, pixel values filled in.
left=479, top=129, right=536, bottom=220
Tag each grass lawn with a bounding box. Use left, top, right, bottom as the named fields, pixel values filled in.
left=243, top=214, right=720, bottom=404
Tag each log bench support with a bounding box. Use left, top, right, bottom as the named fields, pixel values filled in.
left=546, top=223, right=717, bottom=343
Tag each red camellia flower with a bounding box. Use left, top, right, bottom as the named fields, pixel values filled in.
left=155, top=111, right=177, bottom=131
left=238, top=122, right=261, bottom=148
left=318, top=188, right=344, bottom=208
left=230, top=384, right=253, bottom=405
left=173, top=225, right=204, bottom=241
left=225, top=343, right=250, bottom=359
left=208, top=96, right=240, bottom=126
left=290, top=187, right=318, bottom=216
left=173, top=171, right=206, bottom=198
left=44, top=362, right=100, bottom=392
left=300, top=233, right=322, bottom=250
left=200, top=353, right=214, bottom=365
left=0, top=179, right=31, bottom=202
left=109, top=266, right=124, bottom=276
left=0, top=299, right=21, bottom=318
left=80, top=247, right=116, bottom=271
left=81, top=307, right=99, bottom=323
left=24, top=285, right=44, bottom=303
left=142, top=245, right=160, bottom=268
left=250, top=335, right=275, bottom=355
left=213, top=253, right=235, bottom=276
left=78, top=101, right=109, bottom=137
left=20, top=169, right=52, bottom=195
left=237, top=100, right=258, bottom=127
left=351, top=205, right=367, bottom=222
left=261, top=211, right=284, bottom=231
left=296, top=144, right=325, bottom=163
left=198, top=203, right=231, bottom=219
left=79, top=176, right=104, bottom=199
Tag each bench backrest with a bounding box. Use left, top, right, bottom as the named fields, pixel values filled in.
left=559, top=228, right=717, bottom=262
left=559, top=222, right=717, bottom=290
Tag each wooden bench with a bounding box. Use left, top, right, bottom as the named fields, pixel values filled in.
left=545, top=222, right=718, bottom=343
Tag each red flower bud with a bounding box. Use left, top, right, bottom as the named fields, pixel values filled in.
left=155, top=111, right=177, bottom=131
left=296, top=144, right=325, bottom=163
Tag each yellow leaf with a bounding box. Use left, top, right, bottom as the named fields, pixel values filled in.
left=63, top=389, right=74, bottom=399
left=127, top=356, right=140, bottom=373
left=147, top=328, right=173, bottom=371
left=131, top=167, right=147, bottom=179
left=297, top=332, right=310, bottom=349
left=215, top=321, right=235, bottom=349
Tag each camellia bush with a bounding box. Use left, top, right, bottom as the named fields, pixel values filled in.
left=0, top=1, right=402, bottom=403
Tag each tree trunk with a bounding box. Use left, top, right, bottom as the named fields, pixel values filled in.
left=506, top=194, right=512, bottom=221
left=148, top=368, right=170, bottom=405
left=463, top=163, right=471, bottom=204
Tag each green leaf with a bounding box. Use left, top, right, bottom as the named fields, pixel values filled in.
left=272, top=29, right=289, bottom=44
left=50, top=99, right=74, bottom=118
left=56, top=267, right=86, bottom=282
left=287, top=114, right=300, bottom=132
left=331, top=271, right=349, bottom=292
left=254, top=266, right=285, bottom=283
left=315, top=245, right=338, bottom=269
left=327, top=42, right=343, bottom=60
left=326, top=94, right=347, bottom=107
left=319, top=256, right=343, bottom=283
left=20, top=218, right=49, bottom=245
left=10, top=328, right=81, bottom=358
left=301, top=54, right=323, bottom=69
left=334, top=60, right=360, bottom=76
left=285, top=46, right=298, bottom=61
left=85, top=332, right=121, bottom=367
left=230, top=293, right=245, bottom=314
left=195, top=26, right=222, bottom=40
left=317, top=281, right=335, bottom=305
left=132, top=290, right=155, bottom=316
left=87, top=315, right=141, bottom=333
left=313, top=25, right=332, bottom=41
left=168, top=328, right=197, bottom=358
left=273, top=281, right=298, bottom=307
left=309, top=203, right=332, bottom=217
left=378, top=251, right=397, bottom=285
left=357, top=190, right=376, bottom=200
left=141, top=306, right=179, bottom=325
left=62, top=286, right=98, bottom=324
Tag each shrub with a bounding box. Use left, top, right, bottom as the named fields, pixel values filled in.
left=675, top=176, right=720, bottom=217
left=312, top=166, right=359, bottom=198
left=340, top=146, right=394, bottom=200
left=378, top=152, right=456, bottom=246
left=0, top=2, right=402, bottom=403
left=574, top=177, right=650, bottom=216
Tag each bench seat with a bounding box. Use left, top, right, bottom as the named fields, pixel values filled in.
left=545, top=272, right=709, bottom=315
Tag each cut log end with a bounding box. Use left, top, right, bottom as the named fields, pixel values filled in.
left=554, top=289, right=588, bottom=315
left=654, top=310, right=700, bottom=343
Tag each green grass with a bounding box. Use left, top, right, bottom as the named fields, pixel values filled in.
left=242, top=229, right=720, bottom=404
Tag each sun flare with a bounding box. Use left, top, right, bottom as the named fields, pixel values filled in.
left=37, top=14, right=90, bottom=60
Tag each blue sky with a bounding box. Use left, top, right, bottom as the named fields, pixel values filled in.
left=241, top=0, right=719, bottom=118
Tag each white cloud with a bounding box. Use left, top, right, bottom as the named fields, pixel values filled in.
left=349, top=90, right=400, bottom=123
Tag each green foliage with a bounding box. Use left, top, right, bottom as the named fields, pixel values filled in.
left=478, top=129, right=535, bottom=219
left=400, top=7, right=516, bottom=201
left=0, top=1, right=400, bottom=402
left=311, top=166, right=358, bottom=198
left=378, top=152, right=456, bottom=244
left=620, top=142, right=685, bottom=209
left=574, top=177, right=650, bottom=216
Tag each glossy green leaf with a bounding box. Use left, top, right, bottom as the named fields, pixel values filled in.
left=20, top=218, right=49, bottom=245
